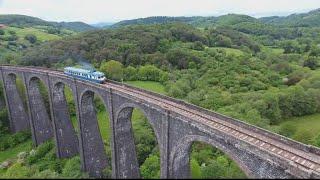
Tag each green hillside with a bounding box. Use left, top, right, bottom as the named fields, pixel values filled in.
left=0, top=14, right=51, bottom=27
left=110, top=14, right=258, bottom=28
left=260, top=8, right=320, bottom=27
left=56, top=21, right=96, bottom=32
left=0, top=14, right=96, bottom=32
left=5, top=27, right=62, bottom=41
left=0, top=25, right=76, bottom=63
left=111, top=9, right=320, bottom=29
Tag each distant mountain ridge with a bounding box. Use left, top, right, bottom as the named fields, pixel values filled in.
left=109, top=8, right=320, bottom=28
left=91, top=22, right=115, bottom=28
left=110, top=16, right=198, bottom=28
left=108, top=14, right=258, bottom=28
left=2, top=8, right=320, bottom=31
left=259, top=8, right=320, bottom=27
left=55, top=21, right=96, bottom=32
left=0, top=14, right=96, bottom=32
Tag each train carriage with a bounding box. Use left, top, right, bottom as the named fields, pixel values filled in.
left=64, top=66, right=106, bottom=83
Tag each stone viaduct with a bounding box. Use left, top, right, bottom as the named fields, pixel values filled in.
left=1, top=65, right=320, bottom=179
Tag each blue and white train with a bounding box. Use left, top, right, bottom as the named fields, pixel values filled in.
left=64, top=66, right=106, bottom=83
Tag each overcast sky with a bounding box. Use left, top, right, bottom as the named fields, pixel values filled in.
left=0, top=0, right=319, bottom=24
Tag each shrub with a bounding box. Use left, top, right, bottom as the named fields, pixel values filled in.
left=190, top=158, right=202, bottom=179
left=138, top=65, right=164, bottom=82
left=36, top=149, right=63, bottom=173
left=24, top=34, right=37, bottom=44
left=7, top=35, right=18, bottom=41
left=100, top=60, right=123, bottom=81
left=62, top=156, right=88, bottom=178
left=123, top=66, right=137, bottom=81
left=200, top=159, right=224, bottom=178
left=8, top=30, right=16, bottom=35
left=279, top=86, right=318, bottom=118
left=285, top=70, right=308, bottom=86
left=13, top=130, right=31, bottom=143
left=0, top=139, right=10, bottom=151
left=191, top=41, right=205, bottom=51
left=32, top=169, right=59, bottom=178
left=0, top=108, right=9, bottom=135
left=102, top=167, right=112, bottom=178
left=5, top=162, right=36, bottom=178
left=47, top=27, right=60, bottom=34
left=0, top=130, right=31, bottom=151
left=140, top=154, right=160, bottom=179
left=27, top=141, right=54, bottom=165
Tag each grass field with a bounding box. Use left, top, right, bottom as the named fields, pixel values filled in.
left=207, top=47, right=245, bottom=57
left=97, top=109, right=111, bottom=142
left=276, top=113, right=320, bottom=138
left=5, top=27, right=62, bottom=42
left=261, top=46, right=284, bottom=54
left=0, top=140, right=33, bottom=162
left=125, top=81, right=166, bottom=94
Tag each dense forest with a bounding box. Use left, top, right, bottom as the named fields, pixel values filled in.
left=0, top=8, right=320, bottom=178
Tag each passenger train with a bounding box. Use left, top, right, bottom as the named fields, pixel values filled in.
left=64, top=66, right=106, bottom=83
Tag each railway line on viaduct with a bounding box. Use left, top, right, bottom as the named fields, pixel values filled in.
left=1, top=65, right=320, bottom=178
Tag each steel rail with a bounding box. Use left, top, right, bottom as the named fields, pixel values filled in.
left=103, top=82, right=320, bottom=174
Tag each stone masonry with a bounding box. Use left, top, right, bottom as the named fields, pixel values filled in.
left=1, top=65, right=320, bottom=179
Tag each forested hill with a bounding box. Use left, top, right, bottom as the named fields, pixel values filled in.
left=260, top=8, right=320, bottom=27
left=110, top=14, right=257, bottom=28
left=110, top=9, right=320, bottom=28
left=0, top=14, right=96, bottom=32
left=19, top=23, right=263, bottom=67
left=110, top=16, right=199, bottom=28
left=0, top=14, right=50, bottom=26
left=55, top=21, right=96, bottom=32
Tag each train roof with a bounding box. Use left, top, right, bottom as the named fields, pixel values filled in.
left=64, top=67, right=104, bottom=76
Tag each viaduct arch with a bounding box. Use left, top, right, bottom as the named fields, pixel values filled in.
left=0, top=65, right=320, bottom=179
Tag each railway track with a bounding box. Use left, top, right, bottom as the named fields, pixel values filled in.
left=103, top=82, right=320, bottom=174
left=2, top=65, right=320, bottom=175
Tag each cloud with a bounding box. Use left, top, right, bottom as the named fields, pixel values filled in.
left=0, top=0, right=319, bottom=23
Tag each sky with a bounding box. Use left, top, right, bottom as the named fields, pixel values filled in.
left=0, top=0, right=320, bottom=24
